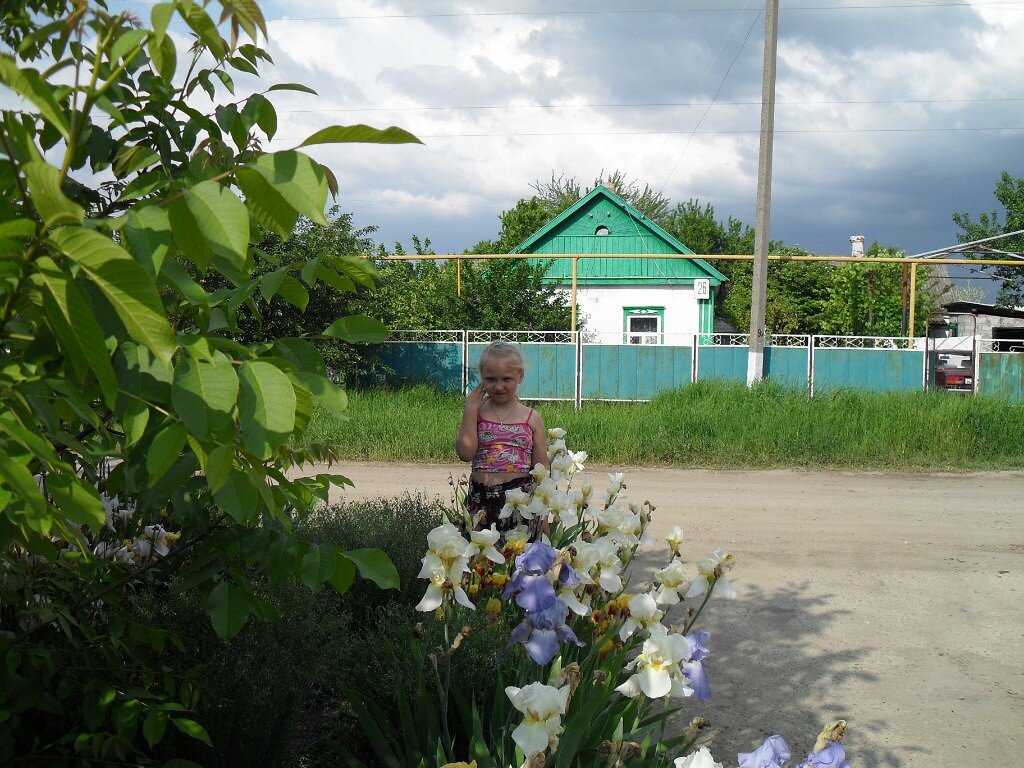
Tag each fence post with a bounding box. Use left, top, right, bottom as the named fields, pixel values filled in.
left=808, top=335, right=816, bottom=398
left=461, top=330, right=468, bottom=395
left=575, top=330, right=583, bottom=410
left=691, top=333, right=699, bottom=383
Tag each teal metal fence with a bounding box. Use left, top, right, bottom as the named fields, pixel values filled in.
left=978, top=343, right=1024, bottom=400
left=369, top=331, right=1021, bottom=402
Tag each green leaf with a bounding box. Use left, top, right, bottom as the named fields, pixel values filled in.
left=122, top=399, right=150, bottom=448
left=276, top=274, right=308, bottom=310
left=0, top=56, right=70, bottom=140
left=23, top=160, right=83, bottom=228
left=110, top=29, right=147, bottom=64
left=148, top=33, right=177, bottom=82
left=0, top=450, right=50, bottom=534
left=152, top=3, right=175, bottom=41
left=171, top=718, right=213, bottom=747
left=273, top=337, right=326, bottom=376
left=326, top=254, right=379, bottom=289
left=237, top=150, right=328, bottom=226
left=113, top=145, right=160, bottom=179
left=123, top=205, right=172, bottom=279
left=204, top=445, right=233, bottom=493
left=298, top=124, right=422, bottom=148
left=36, top=257, right=118, bottom=408
left=182, top=3, right=226, bottom=59
left=237, top=361, right=296, bottom=459
left=0, top=219, right=36, bottom=238
left=322, top=315, right=390, bottom=343
left=329, top=556, right=356, bottom=593
left=143, top=708, right=167, bottom=748
left=146, top=423, right=188, bottom=483
left=256, top=95, right=277, bottom=138
left=173, top=181, right=250, bottom=271
left=236, top=166, right=299, bottom=238
left=300, top=542, right=335, bottom=590
left=313, top=263, right=356, bottom=293
left=45, top=471, right=105, bottom=530
left=171, top=354, right=238, bottom=441
left=267, top=82, right=317, bottom=95
left=291, top=371, right=347, bottom=417
left=213, top=468, right=260, bottom=524
left=342, top=548, right=399, bottom=590
left=222, top=0, right=269, bottom=42
left=48, top=227, right=176, bottom=365
left=205, top=582, right=251, bottom=642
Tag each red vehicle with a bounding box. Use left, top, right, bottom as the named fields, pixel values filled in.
left=934, top=352, right=974, bottom=393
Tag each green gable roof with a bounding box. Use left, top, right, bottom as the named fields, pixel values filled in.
left=512, top=185, right=727, bottom=286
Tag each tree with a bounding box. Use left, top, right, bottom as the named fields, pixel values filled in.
left=820, top=244, right=940, bottom=336
left=240, top=208, right=380, bottom=380
left=0, top=1, right=413, bottom=761
left=531, top=169, right=671, bottom=222
left=953, top=171, right=1024, bottom=307
left=661, top=199, right=754, bottom=257
left=718, top=247, right=834, bottom=334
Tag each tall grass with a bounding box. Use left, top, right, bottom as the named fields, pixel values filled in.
left=299, top=382, right=1024, bottom=470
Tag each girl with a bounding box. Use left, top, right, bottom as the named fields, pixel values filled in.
left=456, top=341, right=548, bottom=532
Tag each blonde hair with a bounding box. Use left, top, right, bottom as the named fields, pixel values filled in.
left=477, top=341, right=525, bottom=376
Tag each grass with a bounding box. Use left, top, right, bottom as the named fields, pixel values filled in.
left=297, top=381, right=1024, bottom=471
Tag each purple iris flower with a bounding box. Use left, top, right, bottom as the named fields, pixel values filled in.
left=683, top=660, right=711, bottom=701
left=503, top=541, right=560, bottom=612
left=518, top=540, right=556, bottom=572
left=676, top=629, right=711, bottom=700
left=738, top=735, right=791, bottom=768
left=508, top=599, right=584, bottom=665
left=687, top=629, right=711, bottom=661
left=797, top=743, right=850, bottom=768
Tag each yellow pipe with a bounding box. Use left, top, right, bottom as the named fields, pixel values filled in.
left=908, top=263, right=918, bottom=337
left=571, top=256, right=578, bottom=332
left=379, top=253, right=1024, bottom=267
left=456, top=258, right=461, bottom=297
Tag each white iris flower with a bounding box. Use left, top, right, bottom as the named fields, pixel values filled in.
left=615, top=624, right=694, bottom=700
left=505, top=682, right=570, bottom=757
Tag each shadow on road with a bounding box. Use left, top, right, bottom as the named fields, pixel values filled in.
left=630, top=550, right=917, bottom=767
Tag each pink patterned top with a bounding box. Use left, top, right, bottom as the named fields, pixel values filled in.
left=471, top=411, right=535, bottom=473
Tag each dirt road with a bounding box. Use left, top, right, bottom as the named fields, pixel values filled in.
left=314, top=462, right=1023, bottom=767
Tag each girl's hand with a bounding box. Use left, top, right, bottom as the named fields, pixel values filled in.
left=466, top=383, right=487, bottom=412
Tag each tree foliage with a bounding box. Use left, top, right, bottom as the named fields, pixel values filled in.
left=239, top=208, right=379, bottom=379
left=0, top=1, right=413, bottom=762
left=819, top=244, right=941, bottom=336
left=953, top=170, right=1024, bottom=307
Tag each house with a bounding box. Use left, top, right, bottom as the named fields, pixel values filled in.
left=930, top=301, right=1024, bottom=351
left=512, top=185, right=727, bottom=344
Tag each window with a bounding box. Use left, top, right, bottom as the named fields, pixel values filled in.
left=623, top=307, right=664, bottom=344
left=595, top=225, right=609, bottom=236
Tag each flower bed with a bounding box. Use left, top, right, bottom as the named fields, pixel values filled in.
left=344, top=429, right=855, bottom=768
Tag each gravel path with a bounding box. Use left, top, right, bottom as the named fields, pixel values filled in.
left=301, top=461, right=1024, bottom=768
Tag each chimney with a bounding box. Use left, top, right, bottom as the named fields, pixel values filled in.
left=850, top=235, right=865, bottom=257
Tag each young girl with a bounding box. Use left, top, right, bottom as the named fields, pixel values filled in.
left=456, top=341, right=548, bottom=532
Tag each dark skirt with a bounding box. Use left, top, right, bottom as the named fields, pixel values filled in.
left=468, top=476, right=534, bottom=533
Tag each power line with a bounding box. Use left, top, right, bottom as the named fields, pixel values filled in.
left=108, top=2, right=1024, bottom=22
left=266, top=126, right=1021, bottom=140
left=274, top=96, right=1024, bottom=114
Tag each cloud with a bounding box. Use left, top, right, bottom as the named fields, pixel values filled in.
left=252, top=0, right=1020, bottom=275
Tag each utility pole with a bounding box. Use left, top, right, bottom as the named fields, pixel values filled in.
left=747, top=0, right=779, bottom=386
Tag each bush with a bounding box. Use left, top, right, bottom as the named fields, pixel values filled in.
left=143, top=494, right=519, bottom=766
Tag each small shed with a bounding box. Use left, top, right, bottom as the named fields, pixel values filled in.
left=513, top=185, right=727, bottom=343
left=933, top=301, right=1024, bottom=351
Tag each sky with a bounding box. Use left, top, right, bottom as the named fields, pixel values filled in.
left=93, top=1, right=1024, bottom=293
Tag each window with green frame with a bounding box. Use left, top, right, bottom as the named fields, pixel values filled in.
left=623, top=306, right=664, bottom=344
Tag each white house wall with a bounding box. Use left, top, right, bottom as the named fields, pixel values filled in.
left=558, top=285, right=700, bottom=342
